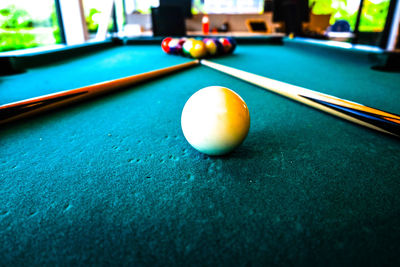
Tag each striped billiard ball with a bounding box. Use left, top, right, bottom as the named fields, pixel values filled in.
left=182, top=38, right=195, bottom=57
left=219, top=37, right=232, bottom=54
left=168, top=38, right=181, bottom=54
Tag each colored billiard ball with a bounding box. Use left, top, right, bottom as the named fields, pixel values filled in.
left=161, top=37, right=172, bottom=53
left=177, top=38, right=186, bottom=54
left=204, top=38, right=218, bottom=56
left=189, top=40, right=207, bottom=58
left=226, top=37, right=236, bottom=53
left=219, top=37, right=232, bottom=54
left=168, top=38, right=181, bottom=54
left=182, top=38, right=195, bottom=57
left=213, top=38, right=224, bottom=55
left=181, top=86, right=250, bottom=156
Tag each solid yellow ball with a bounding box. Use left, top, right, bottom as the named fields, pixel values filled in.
left=181, top=86, right=250, bottom=156
left=189, top=40, right=207, bottom=59
left=204, top=39, right=218, bottom=56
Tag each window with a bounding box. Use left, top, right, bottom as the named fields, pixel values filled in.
left=310, top=0, right=390, bottom=32
left=359, top=0, right=390, bottom=32
left=0, top=0, right=61, bottom=52
left=125, top=0, right=160, bottom=14
left=82, top=0, right=116, bottom=38
left=309, top=0, right=392, bottom=45
left=193, top=0, right=264, bottom=14
left=310, top=0, right=362, bottom=31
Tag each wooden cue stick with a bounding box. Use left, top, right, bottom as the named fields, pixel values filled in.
left=200, top=59, right=400, bottom=138
left=0, top=60, right=199, bottom=125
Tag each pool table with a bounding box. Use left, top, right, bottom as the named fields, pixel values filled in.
left=1, top=37, right=400, bottom=266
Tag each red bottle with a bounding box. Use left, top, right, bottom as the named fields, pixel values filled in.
left=202, top=15, right=209, bottom=35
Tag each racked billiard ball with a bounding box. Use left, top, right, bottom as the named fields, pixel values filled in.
left=181, top=86, right=250, bottom=156
left=189, top=40, right=207, bottom=58
left=213, top=38, right=225, bottom=55
left=226, top=37, right=236, bottom=53
left=182, top=38, right=195, bottom=57
left=204, top=38, right=218, bottom=56
left=219, top=37, right=232, bottom=54
left=177, top=38, right=186, bottom=54
left=161, top=37, right=172, bottom=53
left=168, top=38, right=181, bottom=54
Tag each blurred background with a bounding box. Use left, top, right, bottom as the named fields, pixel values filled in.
left=0, top=0, right=397, bottom=53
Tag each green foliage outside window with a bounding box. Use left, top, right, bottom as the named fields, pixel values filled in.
left=83, top=6, right=114, bottom=35
left=0, top=5, right=33, bottom=28
left=192, top=0, right=205, bottom=14
left=0, top=3, right=61, bottom=53
left=0, top=31, right=38, bottom=52
left=359, top=0, right=390, bottom=32
left=86, top=8, right=101, bottom=33
left=310, top=0, right=390, bottom=32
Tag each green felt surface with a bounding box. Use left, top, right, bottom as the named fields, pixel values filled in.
left=0, top=45, right=190, bottom=105
left=1, top=40, right=400, bottom=266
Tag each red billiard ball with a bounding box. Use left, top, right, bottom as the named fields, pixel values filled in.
left=161, top=37, right=172, bottom=53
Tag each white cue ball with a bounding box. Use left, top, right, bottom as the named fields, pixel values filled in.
left=181, top=86, right=250, bottom=156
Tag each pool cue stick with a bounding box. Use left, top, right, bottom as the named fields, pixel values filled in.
left=200, top=59, right=400, bottom=138
left=0, top=60, right=199, bottom=125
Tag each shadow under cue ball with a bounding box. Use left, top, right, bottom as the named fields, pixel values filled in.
left=181, top=86, right=250, bottom=156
